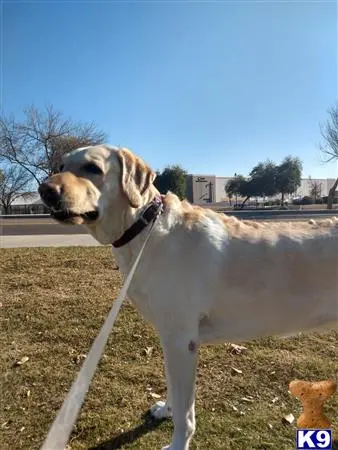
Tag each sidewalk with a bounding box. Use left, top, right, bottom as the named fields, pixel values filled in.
left=1, top=234, right=103, bottom=248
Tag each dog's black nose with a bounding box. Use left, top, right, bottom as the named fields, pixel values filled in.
left=38, top=182, right=61, bottom=207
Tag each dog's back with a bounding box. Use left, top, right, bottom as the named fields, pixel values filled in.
left=191, top=215, right=338, bottom=342
left=155, top=196, right=338, bottom=342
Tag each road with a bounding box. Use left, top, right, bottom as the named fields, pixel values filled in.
left=1, top=217, right=85, bottom=236
left=1, top=210, right=337, bottom=236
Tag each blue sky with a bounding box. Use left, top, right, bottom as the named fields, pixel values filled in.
left=2, top=1, right=338, bottom=178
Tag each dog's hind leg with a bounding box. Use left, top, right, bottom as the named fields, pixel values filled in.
left=159, top=330, right=199, bottom=450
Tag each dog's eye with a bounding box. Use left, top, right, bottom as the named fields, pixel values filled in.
left=83, top=163, right=103, bottom=175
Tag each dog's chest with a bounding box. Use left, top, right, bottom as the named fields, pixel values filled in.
left=127, top=287, right=156, bottom=324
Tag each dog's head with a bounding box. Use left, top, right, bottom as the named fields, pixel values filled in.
left=38, top=145, right=157, bottom=225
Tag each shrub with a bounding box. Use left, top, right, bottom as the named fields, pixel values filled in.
left=322, top=196, right=338, bottom=204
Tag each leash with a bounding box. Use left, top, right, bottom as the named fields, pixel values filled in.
left=40, top=208, right=161, bottom=450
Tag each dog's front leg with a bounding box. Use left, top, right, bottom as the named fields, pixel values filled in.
left=151, top=348, right=173, bottom=419
left=160, top=332, right=198, bottom=450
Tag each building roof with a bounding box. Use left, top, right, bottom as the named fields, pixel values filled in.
left=11, top=192, right=43, bottom=206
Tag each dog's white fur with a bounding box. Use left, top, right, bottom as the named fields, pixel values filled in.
left=43, top=145, right=338, bottom=450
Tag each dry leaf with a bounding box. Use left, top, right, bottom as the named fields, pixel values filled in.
left=26, top=390, right=31, bottom=398
left=149, top=392, right=161, bottom=399
left=229, top=343, right=247, bottom=354
left=271, top=396, right=279, bottom=404
left=73, top=354, right=86, bottom=364
left=20, top=427, right=25, bottom=432
left=282, top=413, right=295, bottom=425
left=231, top=404, right=238, bottom=412
left=143, top=347, right=153, bottom=357
left=231, top=367, right=243, bottom=374
left=15, top=356, right=29, bottom=366
left=241, top=397, right=253, bottom=403
left=268, top=423, right=273, bottom=429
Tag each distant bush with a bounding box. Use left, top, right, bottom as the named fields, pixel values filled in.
left=322, top=196, right=338, bottom=204
left=263, top=199, right=281, bottom=207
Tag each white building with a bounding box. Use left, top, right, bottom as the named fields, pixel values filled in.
left=186, top=175, right=337, bottom=204
left=0, top=192, right=48, bottom=215
left=293, top=178, right=336, bottom=199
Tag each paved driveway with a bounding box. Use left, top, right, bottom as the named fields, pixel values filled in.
left=1, top=234, right=103, bottom=248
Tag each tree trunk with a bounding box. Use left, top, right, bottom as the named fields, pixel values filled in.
left=281, top=192, right=285, bottom=206
left=327, top=177, right=338, bottom=210
left=240, top=196, right=250, bottom=209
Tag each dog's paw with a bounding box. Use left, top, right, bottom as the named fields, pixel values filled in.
left=150, top=400, right=172, bottom=420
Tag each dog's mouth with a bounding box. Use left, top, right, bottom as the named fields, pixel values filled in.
left=51, top=209, right=99, bottom=224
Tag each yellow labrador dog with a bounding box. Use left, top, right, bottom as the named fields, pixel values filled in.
left=39, top=144, right=338, bottom=450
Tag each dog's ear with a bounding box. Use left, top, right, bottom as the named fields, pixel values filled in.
left=117, top=148, right=156, bottom=208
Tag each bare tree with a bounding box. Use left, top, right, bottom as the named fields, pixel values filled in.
left=0, top=165, right=32, bottom=214
left=308, top=177, right=322, bottom=202
left=320, top=103, right=338, bottom=209
left=0, top=105, right=107, bottom=185
left=320, top=103, right=338, bottom=161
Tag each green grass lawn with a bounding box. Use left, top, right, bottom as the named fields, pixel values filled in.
left=1, top=247, right=337, bottom=450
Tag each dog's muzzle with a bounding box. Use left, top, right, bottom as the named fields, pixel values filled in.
left=38, top=182, right=61, bottom=208
left=38, top=181, right=99, bottom=223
